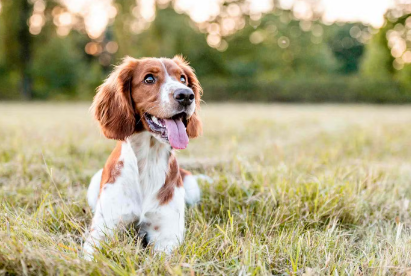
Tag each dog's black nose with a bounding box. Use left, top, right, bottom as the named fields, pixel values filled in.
left=173, top=88, right=194, bottom=106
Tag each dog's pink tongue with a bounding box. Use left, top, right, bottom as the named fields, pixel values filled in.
left=164, top=118, right=189, bottom=149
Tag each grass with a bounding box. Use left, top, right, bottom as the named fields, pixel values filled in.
left=1, top=103, right=411, bottom=275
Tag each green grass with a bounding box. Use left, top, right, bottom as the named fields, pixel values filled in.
left=1, top=103, right=411, bottom=275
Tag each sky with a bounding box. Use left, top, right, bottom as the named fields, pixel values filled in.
left=254, top=0, right=395, bottom=27
left=173, top=0, right=395, bottom=27
left=57, top=0, right=400, bottom=39
left=320, top=0, right=394, bottom=27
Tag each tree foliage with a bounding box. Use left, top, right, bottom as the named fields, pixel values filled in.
left=0, top=1, right=410, bottom=102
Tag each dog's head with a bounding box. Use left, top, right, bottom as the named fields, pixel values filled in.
left=91, top=56, right=202, bottom=149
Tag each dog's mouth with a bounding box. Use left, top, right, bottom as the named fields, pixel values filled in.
left=144, top=112, right=189, bottom=149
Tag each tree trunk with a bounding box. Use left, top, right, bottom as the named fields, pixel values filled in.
left=18, top=0, right=32, bottom=100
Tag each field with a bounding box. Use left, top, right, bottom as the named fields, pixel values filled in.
left=1, top=103, right=411, bottom=275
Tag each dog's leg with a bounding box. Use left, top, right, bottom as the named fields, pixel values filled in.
left=142, top=187, right=185, bottom=254
left=179, top=168, right=201, bottom=205
left=83, top=184, right=138, bottom=260
left=87, top=169, right=103, bottom=212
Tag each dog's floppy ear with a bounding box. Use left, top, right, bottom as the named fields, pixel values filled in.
left=186, top=112, right=203, bottom=138
left=91, top=57, right=139, bottom=140
left=173, top=55, right=203, bottom=138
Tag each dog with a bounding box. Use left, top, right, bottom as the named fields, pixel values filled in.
left=83, top=56, right=203, bottom=260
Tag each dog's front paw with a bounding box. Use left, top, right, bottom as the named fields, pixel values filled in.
left=82, top=242, right=96, bottom=261
left=153, top=239, right=179, bottom=255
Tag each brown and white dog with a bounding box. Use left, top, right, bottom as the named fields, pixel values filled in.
left=83, top=56, right=203, bottom=260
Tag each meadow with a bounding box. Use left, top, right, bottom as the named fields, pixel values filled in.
left=0, top=103, right=411, bottom=275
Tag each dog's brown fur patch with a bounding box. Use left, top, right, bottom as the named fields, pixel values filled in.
left=158, top=154, right=183, bottom=205
left=100, top=142, right=123, bottom=194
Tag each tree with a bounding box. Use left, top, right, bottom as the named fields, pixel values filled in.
left=360, top=29, right=392, bottom=79
left=328, top=24, right=364, bottom=74
left=1, top=0, right=33, bottom=99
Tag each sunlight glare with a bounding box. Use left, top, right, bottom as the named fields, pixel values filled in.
left=137, top=0, right=156, bottom=22
left=321, top=0, right=394, bottom=28
left=29, top=0, right=46, bottom=35
left=247, top=0, right=274, bottom=14
left=276, top=0, right=393, bottom=28
left=61, top=0, right=113, bottom=39
left=174, top=0, right=222, bottom=23
left=60, top=0, right=403, bottom=41
left=293, top=1, right=313, bottom=20
left=33, top=0, right=46, bottom=13
left=85, top=5, right=110, bottom=39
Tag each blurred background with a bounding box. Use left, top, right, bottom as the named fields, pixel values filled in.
left=0, top=0, right=411, bottom=103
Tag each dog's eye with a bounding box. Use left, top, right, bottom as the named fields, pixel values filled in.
left=180, top=75, right=186, bottom=84
left=144, top=74, right=155, bottom=84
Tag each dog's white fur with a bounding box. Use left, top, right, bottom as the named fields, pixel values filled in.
left=83, top=133, right=201, bottom=260
left=83, top=58, right=202, bottom=260
left=83, top=59, right=204, bottom=260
